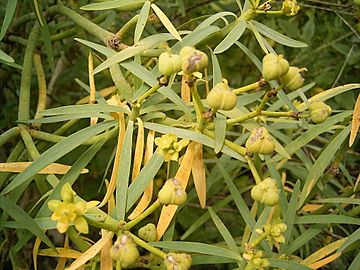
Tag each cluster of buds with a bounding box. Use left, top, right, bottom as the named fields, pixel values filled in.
left=48, top=183, right=99, bottom=234
left=243, top=250, right=269, bottom=270
left=309, top=101, right=332, bottom=123
left=206, top=79, right=237, bottom=111
left=155, top=134, right=189, bottom=162
left=158, top=178, right=187, bottom=205
left=245, top=127, right=275, bottom=155
left=138, top=223, right=157, bottom=242
left=158, top=46, right=208, bottom=76
left=110, top=234, right=140, bottom=267
left=282, top=0, right=300, bottom=16
left=262, top=218, right=287, bottom=246
left=251, top=178, right=279, bottom=206
left=164, top=253, right=192, bottom=270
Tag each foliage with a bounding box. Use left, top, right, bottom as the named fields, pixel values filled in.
left=0, top=0, right=360, bottom=269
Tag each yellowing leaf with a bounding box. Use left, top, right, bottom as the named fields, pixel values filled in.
left=65, top=231, right=114, bottom=270
left=132, top=118, right=145, bottom=181
left=76, top=86, right=116, bottom=105
left=38, top=248, right=82, bottom=259
left=156, top=142, right=197, bottom=240
left=191, top=143, right=206, bottom=208
left=128, top=130, right=155, bottom=220
left=88, top=52, right=97, bottom=126
left=0, top=162, right=88, bottom=174
left=55, top=236, right=69, bottom=270
left=151, top=3, right=182, bottom=41
left=33, top=237, right=42, bottom=270
left=302, top=204, right=323, bottom=212
left=350, top=93, right=360, bottom=147
left=308, top=253, right=342, bottom=269
left=181, top=75, right=191, bottom=103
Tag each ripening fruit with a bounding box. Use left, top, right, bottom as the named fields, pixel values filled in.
left=158, top=178, right=187, bottom=205
left=280, top=66, right=306, bottom=90
left=164, top=253, right=192, bottom=270
left=179, top=46, right=208, bottom=75
left=245, top=127, right=275, bottom=155
left=206, top=79, right=237, bottom=111
left=110, top=234, right=139, bottom=267
left=262, top=54, right=289, bottom=81
left=158, top=52, right=182, bottom=76
left=309, top=101, right=332, bottom=123
left=251, top=178, right=279, bottom=206
left=138, top=223, right=157, bottom=242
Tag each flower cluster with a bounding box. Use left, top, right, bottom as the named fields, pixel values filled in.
left=263, top=219, right=287, bottom=245
left=155, top=134, right=189, bottom=162
left=282, top=0, right=300, bottom=16
left=48, top=183, right=99, bottom=234
left=243, top=250, right=269, bottom=270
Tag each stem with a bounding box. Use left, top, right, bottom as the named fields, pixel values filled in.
left=67, top=226, right=91, bottom=252
left=129, top=232, right=167, bottom=259
left=204, top=130, right=246, bottom=156
left=0, top=127, right=20, bottom=149
left=189, top=83, right=205, bottom=132
left=18, top=23, right=40, bottom=122
left=232, top=81, right=262, bottom=95
left=245, top=156, right=262, bottom=185
left=33, top=53, right=47, bottom=129
left=84, top=216, right=119, bottom=233
left=221, top=111, right=258, bottom=128
left=137, top=84, right=161, bottom=104
left=124, top=200, right=161, bottom=230
left=255, top=10, right=283, bottom=15
left=249, top=231, right=268, bottom=247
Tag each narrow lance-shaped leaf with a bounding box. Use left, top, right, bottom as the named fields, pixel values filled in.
left=0, top=0, right=18, bottom=41
left=214, top=19, right=246, bottom=54
left=151, top=3, right=182, bottom=41
left=81, top=0, right=145, bottom=11
left=192, top=143, right=206, bottom=208
left=134, top=1, right=151, bottom=43
left=214, top=113, right=227, bottom=153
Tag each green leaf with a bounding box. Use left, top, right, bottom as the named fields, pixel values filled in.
left=295, top=215, right=360, bottom=225
left=151, top=241, right=241, bottom=260
left=40, top=22, right=55, bottom=71
left=195, top=12, right=236, bottom=30
left=1, top=121, right=117, bottom=195
left=313, top=198, right=360, bottom=205
left=0, top=194, right=54, bottom=249
left=134, top=1, right=151, bottom=43
left=0, top=48, right=14, bottom=63
left=214, top=113, right=227, bottom=153
left=287, top=225, right=323, bottom=254
left=338, top=227, right=360, bottom=252
left=0, top=0, right=17, bottom=41
left=75, top=38, right=114, bottom=57
left=126, top=154, right=164, bottom=211
left=211, top=50, right=222, bottom=85
left=42, top=104, right=129, bottom=116
left=121, top=61, right=157, bottom=87
left=298, top=125, right=351, bottom=208
left=214, top=19, right=246, bottom=54
left=158, top=87, right=193, bottom=121
left=81, top=0, right=145, bottom=11
left=116, top=120, right=134, bottom=220
left=269, top=259, right=313, bottom=270
left=247, top=21, right=268, bottom=54
left=235, top=41, right=261, bottom=70
left=22, top=113, right=111, bottom=124
left=349, top=252, right=360, bottom=270
left=251, top=20, right=308, bottom=48
left=33, top=0, right=45, bottom=27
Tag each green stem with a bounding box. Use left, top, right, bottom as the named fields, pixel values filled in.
left=0, top=127, right=20, bottom=149
left=245, top=156, right=262, bottom=185
left=249, top=231, right=268, bottom=247
left=18, top=23, right=40, bottom=122
left=84, top=216, right=119, bottom=233
left=204, top=130, right=247, bottom=156
left=137, top=84, right=161, bottom=104
left=129, top=232, right=167, bottom=259
left=255, top=10, right=283, bottom=15
left=232, top=81, right=263, bottom=95
left=189, top=83, right=205, bottom=132
left=124, top=200, right=161, bottom=230
left=67, top=226, right=91, bottom=252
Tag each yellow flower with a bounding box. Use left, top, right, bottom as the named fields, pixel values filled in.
left=282, top=0, right=300, bottom=16
left=48, top=184, right=99, bottom=234
left=264, top=218, right=287, bottom=245
left=155, top=134, right=189, bottom=162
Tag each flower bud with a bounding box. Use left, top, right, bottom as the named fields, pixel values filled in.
left=206, top=79, right=237, bottom=111
left=158, top=52, right=182, bottom=76
left=245, top=127, right=275, bottom=155
left=309, top=102, right=332, bottom=124
left=282, top=0, right=300, bottom=16
left=110, top=234, right=139, bottom=267
left=164, top=253, right=192, bottom=270
left=251, top=178, right=279, bottom=206
left=262, top=54, right=289, bottom=81
left=180, top=46, right=208, bottom=75
left=138, top=223, right=157, bottom=242
left=61, top=183, right=76, bottom=203
left=280, top=66, right=306, bottom=90
left=158, top=178, right=187, bottom=205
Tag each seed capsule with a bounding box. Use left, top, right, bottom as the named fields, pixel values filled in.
left=158, top=52, right=182, bottom=76
left=206, top=79, right=237, bottom=111
left=179, top=46, right=208, bottom=75
left=309, top=101, right=332, bottom=123
left=245, top=127, right=275, bottom=155
left=138, top=223, right=157, bottom=242
left=280, top=66, right=306, bottom=90
left=262, top=54, right=289, bottom=81
left=251, top=178, right=279, bottom=206
left=110, top=234, right=139, bottom=267
left=158, top=178, right=187, bottom=205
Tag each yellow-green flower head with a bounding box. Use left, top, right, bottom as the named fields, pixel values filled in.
left=251, top=178, right=279, bottom=206
left=48, top=184, right=99, bottom=234
left=282, top=0, right=300, bottom=16
left=155, top=134, right=189, bottom=162
left=264, top=218, right=287, bottom=244
left=243, top=250, right=269, bottom=270
left=110, top=234, right=139, bottom=267
left=164, top=253, right=192, bottom=270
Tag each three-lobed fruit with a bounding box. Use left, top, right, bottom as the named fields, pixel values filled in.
left=206, top=79, right=237, bottom=111
left=138, top=223, right=157, bottom=242
left=179, top=46, right=208, bottom=75
left=309, top=101, right=332, bottom=123
left=110, top=234, right=139, bottom=267
left=158, top=52, right=182, bottom=76
left=251, top=178, right=279, bottom=206
left=245, top=127, right=275, bottom=155
left=158, top=178, right=187, bottom=205
left=262, top=54, right=289, bottom=81
left=280, top=66, right=305, bottom=90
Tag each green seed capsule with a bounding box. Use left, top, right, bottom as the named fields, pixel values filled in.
left=110, top=234, right=139, bottom=267
left=158, top=178, right=187, bottom=205
left=262, top=54, right=289, bottom=81
left=245, top=127, right=275, bottom=155
left=206, top=80, right=237, bottom=111
left=251, top=178, right=279, bottom=206
left=309, top=101, right=332, bottom=123
left=179, top=46, right=208, bottom=75
left=280, top=66, right=306, bottom=90
left=158, top=52, right=182, bottom=76
left=138, top=223, right=157, bottom=242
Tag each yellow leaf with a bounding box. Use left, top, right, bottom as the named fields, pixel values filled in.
left=0, top=162, right=88, bottom=174
left=302, top=204, right=323, bottom=212
left=65, top=231, right=114, bottom=270
left=38, top=248, right=82, bottom=259
left=156, top=142, right=197, bottom=240
left=32, top=237, right=41, bottom=270
left=181, top=75, right=191, bottom=103
left=150, top=3, right=182, bottom=41
left=191, top=143, right=206, bottom=208
left=302, top=238, right=347, bottom=265
left=307, top=253, right=342, bottom=269
left=132, top=118, right=145, bottom=181
left=88, top=52, right=98, bottom=126
left=55, top=236, right=69, bottom=270
left=99, top=113, right=125, bottom=207
left=128, top=130, right=155, bottom=220
left=76, top=86, right=116, bottom=105
left=350, top=93, right=360, bottom=147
